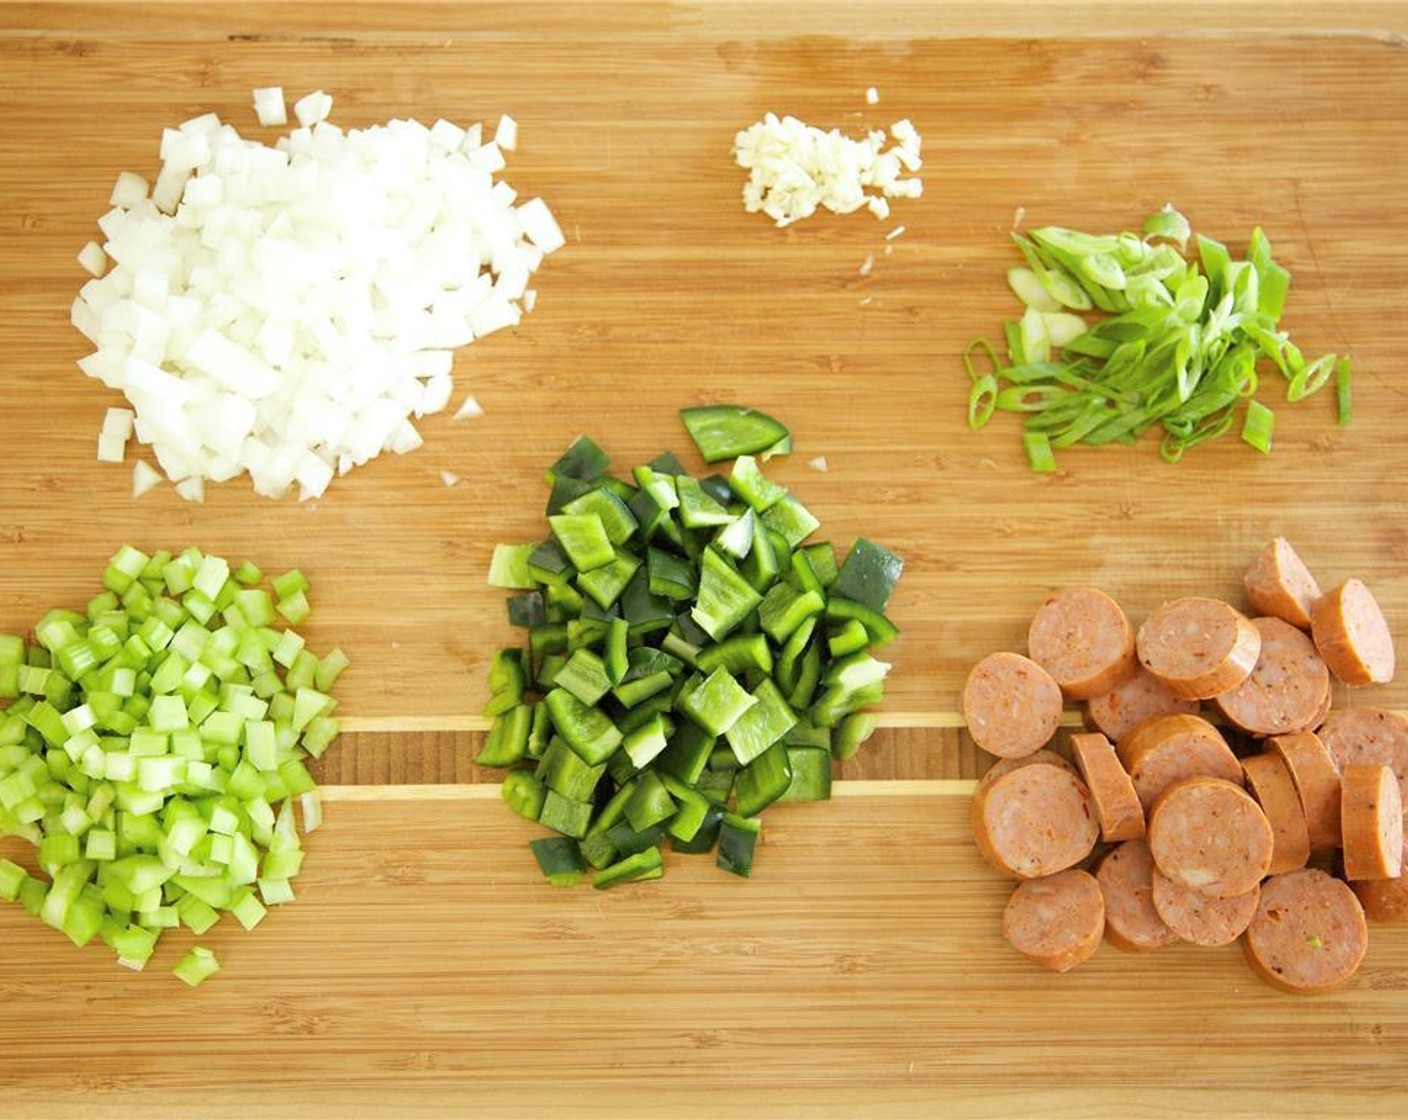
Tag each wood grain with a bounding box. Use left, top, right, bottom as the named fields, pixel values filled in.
left=2, top=789, right=1406, bottom=1119
left=3, top=6, right=1408, bottom=734
left=3, top=7, right=1408, bottom=1117
left=315, top=726, right=968, bottom=783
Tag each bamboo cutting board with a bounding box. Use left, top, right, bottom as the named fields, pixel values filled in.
left=3, top=787, right=1408, bottom=1120
left=3, top=3, right=1408, bottom=1117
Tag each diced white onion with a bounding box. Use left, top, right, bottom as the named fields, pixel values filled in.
left=866, top=86, right=880, bottom=105
left=73, top=90, right=561, bottom=499
left=252, top=86, right=287, bottom=127
left=293, top=89, right=332, bottom=127
left=175, top=477, right=205, bottom=503
left=452, top=394, right=484, bottom=420
left=733, top=111, right=924, bottom=227
left=97, top=432, right=127, bottom=463
left=109, top=171, right=149, bottom=208
left=102, top=406, right=136, bottom=441
left=78, top=241, right=108, bottom=277
left=132, top=460, right=162, bottom=498
left=494, top=114, right=519, bottom=152
left=439, top=470, right=460, bottom=487
left=516, top=197, right=565, bottom=253
left=808, top=455, right=829, bottom=471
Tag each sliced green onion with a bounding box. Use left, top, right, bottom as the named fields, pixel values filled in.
left=973, top=208, right=1348, bottom=469
left=1022, top=431, right=1057, bottom=473
left=1241, top=399, right=1275, bottom=454
left=1336, top=357, right=1352, bottom=427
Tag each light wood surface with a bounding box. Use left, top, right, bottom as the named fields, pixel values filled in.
left=3, top=788, right=1408, bottom=1120
left=3, top=2, right=1408, bottom=730
left=3, top=4, right=1408, bottom=1117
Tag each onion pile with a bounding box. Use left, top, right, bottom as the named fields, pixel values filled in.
left=72, top=88, right=564, bottom=500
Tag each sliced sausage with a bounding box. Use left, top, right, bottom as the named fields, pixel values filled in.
left=1147, top=776, right=1274, bottom=898
left=1240, top=753, right=1311, bottom=876
left=1269, top=730, right=1343, bottom=852
left=978, top=748, right=1075, bottom=790
left=1002, top=868, right=1105, bottom=973
left=1243, top=537, right=1321, bottom=630
left=1116, top=713, right=1243, bottom=812
left=1027, top=586, right=1138, bottom=701
left=1352, top=826, right=1408, bottom=923
left=1097, top=840, right=1178, bottom=951
left=1317, top=706, right=1408, bottom=801
left=1311, top=578, right=1395, bottom=686
left=1135, top=597, right=1262, bottom=700
left=1151, top=868, right=1260, bottom=947
left=1212, top=617, right=1330, bottom=738
left=1069, top=731, right=1145, bottom=842
left=1340, top=763, right=1404, bottom=881
left=1243, top=868, right=1368, bottom=994
left=971, top=762, right=1100, bottom=880
left=1083, top=665, right=1200, bottom=744
left=1307, top=681, right=1332, bottom=736
left=962, top=651, right=1064, bottom=760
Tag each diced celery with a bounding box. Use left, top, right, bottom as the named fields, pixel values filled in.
left=0, top=859, right=28, bottom=901
left=173, top=945, right=220, bottom=987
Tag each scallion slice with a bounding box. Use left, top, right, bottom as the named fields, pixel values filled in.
left=972, top=207, right=1349, bottom=469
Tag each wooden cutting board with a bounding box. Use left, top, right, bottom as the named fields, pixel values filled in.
left=4, top=786, right=1408, bottom=1120
left=2, top=3, right=1408, bottom=1116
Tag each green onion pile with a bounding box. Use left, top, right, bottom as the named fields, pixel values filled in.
left=0, top=547, right=346, bottom=984
left=966, top=206, right=1351, bottom=471
left=482, top=406, right=904, bottom=888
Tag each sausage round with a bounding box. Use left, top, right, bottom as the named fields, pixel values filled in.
left=1317, top=706, right=1408, bottom=801
left=1311, top=578, right=1395, bottom=686
left=1240, top=753, right=1311, bottom=876
left=1027, top=586, right=1138, bottom=701
left=1069, top=731, right=1145, bottom=842
left=971, top=762, right=1100, bottom=880
left=1243, top=537, right=1322, bottom=630
left=1340, top=763, right=1404, bottom=881
left=1147, top=776, right=1274, bottom=898
left=1352, top=827, right=1408, bottom=923
left=1116, top=713, right=1243, bottom=812
left=1243, top=868, right=1368, bottom=994
left=1097, top=840, right=1178, bottom=951
left=962, top=651, right=1064, bottom=760
left=1268, top=730, right=1343, bottom=853
left=978, top=748, right=1075, bottom=791
left=1212, top=617, right=1330, bottom=738
left=1151, top=868, right=1260, bottom=947
left=1135, top=597, right=1262, bottom=700
left=1002, top=868, right=1106, bottom=973
left=1084, top=665, right=1200, bottom=744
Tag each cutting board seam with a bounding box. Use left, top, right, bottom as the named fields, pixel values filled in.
left=317, top=779, right=976, bottom=800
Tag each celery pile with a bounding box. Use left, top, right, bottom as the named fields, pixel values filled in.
left=0, top=547, right=346, bottom=983
left=483, top=411, right=904, bottom=888
left=967, top=206, right=1351, bottom=470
